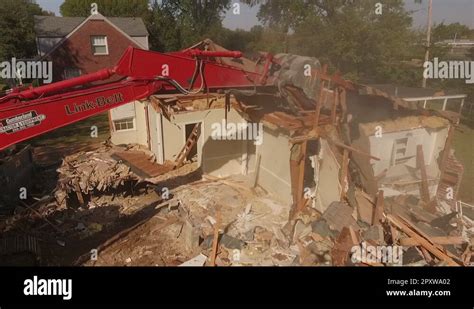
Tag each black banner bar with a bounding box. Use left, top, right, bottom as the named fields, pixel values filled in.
left=0, top=266, right=472, bottom=306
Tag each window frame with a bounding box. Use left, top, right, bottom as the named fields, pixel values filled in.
left=113, top=117, right=135, bottom=132
left=91, top=35, right=109, bottom=55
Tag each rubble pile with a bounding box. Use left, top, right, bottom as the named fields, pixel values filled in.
left=54, top=145, right=141, bottom=207
left=170, top=181, right=473, bottom=267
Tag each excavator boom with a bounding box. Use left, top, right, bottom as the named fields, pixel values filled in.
left=0, top=46, right=275, bottom=150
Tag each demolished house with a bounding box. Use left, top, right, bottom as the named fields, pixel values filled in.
left=1, top=40, right=471, bottom=267
left=109, top=41, right=463, bottom=215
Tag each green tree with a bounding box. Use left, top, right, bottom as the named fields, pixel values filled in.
left=432, top=22, right=474, bottom=42
left=0, top=0, right=50, bottom=60
left=60, top=0, right=149, bottom=17
left=155, top=0, right=232, bottom=49
left=248, top=0, right=420, bottom=84
left=145, top=1, right=181, bottom=52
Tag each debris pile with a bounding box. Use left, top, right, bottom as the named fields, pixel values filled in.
left=54, top=145, right=141, bottom=207
left=283, top=193, right=473, bottom=267
left=164, top=180, right=473, bottom=267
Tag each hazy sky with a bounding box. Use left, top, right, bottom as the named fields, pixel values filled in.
left=36, top=0, right=473, bottom=30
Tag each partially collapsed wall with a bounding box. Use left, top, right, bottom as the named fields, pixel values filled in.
left=351, top=116, right=451, bottom=198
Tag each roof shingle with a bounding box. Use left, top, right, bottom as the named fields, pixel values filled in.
left=34, top=16, right=148, bottom=37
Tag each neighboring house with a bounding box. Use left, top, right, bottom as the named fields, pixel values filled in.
left=33, top=12, right=149, bottom=140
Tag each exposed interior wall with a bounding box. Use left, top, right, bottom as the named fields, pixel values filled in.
left=315, top=139, right=342, bottom=213
left=161, top=113, right=188, bottom=163
left=156, top=107, right=298, bottom=204
left=157, top=108, right=250, bottom=177
left=256, top=127, right=292, bottom=205
left=110, top=101, right=148, bottom=147
left=201, top=109, right=249, bottom=177
left=352, top=120, right=449, bottom=198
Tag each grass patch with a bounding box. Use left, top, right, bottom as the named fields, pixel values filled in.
left=29, top=113, right=110, bottom=147
left=20, top=112, right=111, bottom=164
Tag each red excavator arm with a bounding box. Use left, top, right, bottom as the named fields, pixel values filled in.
left=0, top=46, right=275, bottom=151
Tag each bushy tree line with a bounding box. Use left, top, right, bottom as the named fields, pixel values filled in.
left=0, top=0, right=472, bottom=89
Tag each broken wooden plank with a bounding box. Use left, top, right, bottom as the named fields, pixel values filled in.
left=416, top=145, right=431, bottom=207
left=210, top=208, right=222, bottom=267
left=73, top=179, right=85, bottom=205
left=252, top=154, right=261, bottom=188
left=289, top=141, right=308, bottom=217
left=386, top=214, right=460, bottom=266
left=372, top=190, right=384, bottom=225
left=330, top=86, right=339, bottom=124
left=389, top=224, right=399, bottom=244
left=331, top=226, right=357, bottom=266
left=420, top=247, right=434, bottom=263
left=439, top=125, right=455, bottom=174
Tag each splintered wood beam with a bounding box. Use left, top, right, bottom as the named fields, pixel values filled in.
left=339, top=87, right=347, bottom=121
left=439, top=125, right=455, bottom=174
left=144, top=105, right=151, bottom=150
left=399, top=236, right=465, bottom=247
left=416, top=145, right=431, bottom=206
left=296, top=141, right=307, bottom=213
left=73, top=179, right=85, bottom=205
left=386, top=214, right=460, bottom=266
left=290, top=141, right=308, bottom=217
left=331, top=86, right=339, bottom=124
left=372, top=190, right=384, bottom=225
left=289, top=159, right=301, bottom=213
left=252, top=154, right=261, bottom=188
left=210, top=207, right=221, bottom=267
left=340, top=149, right=349, bottom=201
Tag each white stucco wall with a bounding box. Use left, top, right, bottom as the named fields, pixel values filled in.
left=110, top=101, right=148, bottom=146
left=256, top=127, right=293, bottom=205
left=365, top=126, right=449, bottom=197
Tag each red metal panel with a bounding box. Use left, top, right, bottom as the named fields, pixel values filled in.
left=114, top=48, right=272, bottom=87
left=0, top=46, right=275, bottom=150
left=0, top=80, right=162, bottom=150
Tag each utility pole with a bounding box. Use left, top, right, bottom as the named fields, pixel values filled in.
left=422, top=0, right=433, bottom=88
